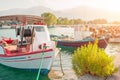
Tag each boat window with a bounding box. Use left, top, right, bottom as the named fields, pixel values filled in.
left=34, top=27, right=45, bottom=32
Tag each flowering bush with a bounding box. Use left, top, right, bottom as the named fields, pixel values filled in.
left=72, top=40, right=118, bottom=77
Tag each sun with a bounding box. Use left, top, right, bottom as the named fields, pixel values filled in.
left=86, top=0, right=120, bottom=12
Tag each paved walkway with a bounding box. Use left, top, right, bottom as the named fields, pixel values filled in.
left=49, top=52, right=120, bottom=80
left=106, top=52, right=120, bottom=80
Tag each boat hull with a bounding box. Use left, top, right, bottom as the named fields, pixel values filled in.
left=57, top=37, right=109, bottom=49
left=0, top=49, right=55, bottom=75
left=109, top=38, right=120, bottom=43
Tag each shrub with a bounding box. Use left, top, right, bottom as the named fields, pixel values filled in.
left=72, top=40, right=118, bottom=77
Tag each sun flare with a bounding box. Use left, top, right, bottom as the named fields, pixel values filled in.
left=82, top=0, right=120, bottom=12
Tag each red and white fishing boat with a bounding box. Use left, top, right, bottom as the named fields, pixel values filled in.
left=0, top=25, right=59, bottom=75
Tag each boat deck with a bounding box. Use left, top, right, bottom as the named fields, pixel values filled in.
left=1, top=44, right=53, bottom=57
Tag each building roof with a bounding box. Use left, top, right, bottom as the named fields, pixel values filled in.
left=0, top=15, right=44, bottom=24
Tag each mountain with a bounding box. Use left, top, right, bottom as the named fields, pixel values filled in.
left=0, top=5, right=120, bottom=21
left=58, top=6, right=120, bottom=21
left=0, top=6, right=54, bottom=16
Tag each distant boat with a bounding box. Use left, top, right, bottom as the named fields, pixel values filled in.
left=109, top=33, right=120, bottom=43
left=109, top=38, right=120, bottom=43
left=53, top=25, right=109, bottom=49
left=0, top=25, right=59, bottom=75
left=57, top=37, right=109, bottom=49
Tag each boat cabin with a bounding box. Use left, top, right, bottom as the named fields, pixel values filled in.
left=16, top=25, right=50, bottom=52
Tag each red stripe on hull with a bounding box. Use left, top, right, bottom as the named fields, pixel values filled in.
left=0, top=49, right=53, bottom=57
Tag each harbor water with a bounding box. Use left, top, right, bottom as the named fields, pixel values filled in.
left=0, top=28, right=120, bottom=80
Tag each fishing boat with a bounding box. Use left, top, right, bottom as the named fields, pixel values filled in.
left=57, top=37, right=109, bottom=48
left=0, top=24, right=59, bottom=75
left=109, top=34, right=120, bottom=43
left=55, top=25, right=109, bottom=49
left=109, top=38, right=120, bottom=43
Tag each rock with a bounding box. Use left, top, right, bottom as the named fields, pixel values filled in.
left=48, top=69, right=78, bottom=80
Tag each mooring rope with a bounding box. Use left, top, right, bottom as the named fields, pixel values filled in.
left=35, top=45, right=45, bottom=80
left=59, top=48, right=65, bottom=76
left=103, top=36, right=109, bottom=45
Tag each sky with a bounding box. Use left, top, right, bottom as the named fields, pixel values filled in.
left=1, top=0, right=120, bottom=12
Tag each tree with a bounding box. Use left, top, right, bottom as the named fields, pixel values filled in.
left=62, top=18, right=69, bottom=25
left=69, top=19, right=74, bottom=25
left=74, top=19, right=83, bottom=24
left=41, top=12, right=57, bottom=26
left=57, top=17, right=63, bottom=25
left=57, top=17, right=69, bottom=25
left=87, top=19, right=108, bottom=24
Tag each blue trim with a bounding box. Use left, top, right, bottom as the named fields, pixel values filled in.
left=22, top=68, right=50, bottom=75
